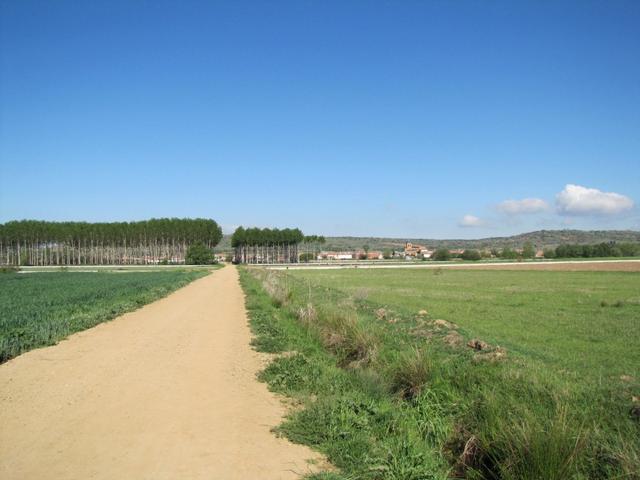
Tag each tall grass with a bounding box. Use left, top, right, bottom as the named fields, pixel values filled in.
left=389, top=348, right=432, bottom=400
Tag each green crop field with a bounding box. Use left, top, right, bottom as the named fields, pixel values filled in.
left=0, top=269, right=210, bottom=362
left=240, top=267, right=640, bottom=480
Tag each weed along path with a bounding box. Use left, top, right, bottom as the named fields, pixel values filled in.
left=0, top=266, right=322, bottom=480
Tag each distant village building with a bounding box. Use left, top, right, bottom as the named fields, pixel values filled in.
left=355, top=250, right=384, bottom=260
left=317, top=251, right=354, bottom=260
left=317, top=250, right=383, bottom=260
left=404, top=242, right=425, bottom=257
left=403, top=242, right=433, bottom=259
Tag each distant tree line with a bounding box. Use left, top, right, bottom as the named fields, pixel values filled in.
left=431, top=244, right=536, bottom=262
left=430, top=241, right=640, bottom=262
left=300, top=235, right=327, bottom=263
left=0, top=218, right=222, bottom=266
left=544, top=242, right=640, bottom=259
left=232, top=227, right=322, bottom=263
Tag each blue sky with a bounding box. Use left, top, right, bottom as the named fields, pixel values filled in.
left=1, top=0, right=638, bottom=238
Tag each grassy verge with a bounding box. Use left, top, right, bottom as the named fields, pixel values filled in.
left=0, top=268, right=212, bottom=362
left=240, top=267, right=639, bottom=479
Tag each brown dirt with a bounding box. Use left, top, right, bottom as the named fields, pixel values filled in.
left=443, top=331, right=464, bottom=347
left=0, top=266, right=324, bottom=480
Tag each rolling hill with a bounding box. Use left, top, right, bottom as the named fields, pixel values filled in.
left=216, top=229, right=640, bottom=252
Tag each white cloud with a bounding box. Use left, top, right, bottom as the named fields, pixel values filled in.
left=497, top=198, right=549, bottom=215
left=556, top=184, right=634, bottom=216
left=459, top=214, right=484, bottom=227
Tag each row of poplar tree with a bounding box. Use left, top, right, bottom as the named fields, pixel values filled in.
left=231, top=227, right=325, bottom=263
left=0, top=218, right=222, bottom=266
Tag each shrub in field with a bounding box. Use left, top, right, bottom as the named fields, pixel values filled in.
left=433, top=248, right=451, bottom=261
left=461, top=249, right=481, bottom=261
left=543, top=248, right=556, bottom=258
left=299, top=252, right=315, bottom=263
left=500, top=247, right=518, bottom=259
left=185, top=242, right=216, bottom=265
left=522, top=242, right=536, bottom=259
left=19, top=250, right=30, bottom=266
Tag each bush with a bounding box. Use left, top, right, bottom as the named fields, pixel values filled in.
left=299, top=252, right=315, bottom=263
left=433, top=248, right=451, bottom=261
left=19, top=251, right=30, bottom=266
left=619, top=243, right=640, bottom=256
left=522, top=242, right=535, bottom=259
left=554, top=242, right=638, bottom=259
left=500, top=247, right=518, bottom=259
left=185, top=242, right=216, bottom=265
left=543, top=248, right=556, bottom=259
left=461, top=249, right=481, bottom=261
left=581, top=245, right=594, bottom=257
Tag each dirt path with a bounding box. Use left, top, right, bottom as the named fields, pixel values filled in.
left=0, top=266, right=323, bottom=479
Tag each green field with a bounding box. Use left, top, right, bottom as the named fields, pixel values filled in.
left=0, top=270, right=210, bottom=362
left=290, top=269, right=640, bottom=380
left=241, top=267, right=640, bottom=479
